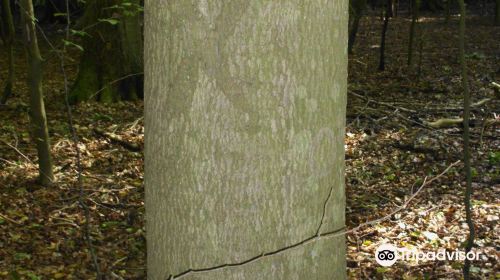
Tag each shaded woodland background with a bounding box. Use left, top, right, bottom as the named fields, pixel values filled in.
left=0, top=0, right=498, bottom=279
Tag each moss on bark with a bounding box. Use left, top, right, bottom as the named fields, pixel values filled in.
left=69, top=0, right=143, bottom=103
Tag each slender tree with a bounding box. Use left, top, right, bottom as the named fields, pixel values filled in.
left=417, top=30, right=425, bottom=81
left=145, top=1, right=348, bottom=279
left=69, top=0, right=143, bottom=103
left=379, top=0, right=393, bottom=71
left=19, top=0, right=54, bottom=186
left=457, top=0, right=474, bottom=279
left=391, top=0, right=398, bottom=17
left=408, top=0, right=421, bottom=67
left=0, top=0, right=16, bottom=104
left=445, top=0, right=452, bottom=23
left=348, top=0, right=367, bottom=54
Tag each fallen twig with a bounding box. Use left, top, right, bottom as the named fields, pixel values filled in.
left=348, top=90, right=417, bottom=113
left=0, top=140, right=33, bottom=163
left=424, top=98, right=493, bottom=112
left=424, top=117, right=499, bottom=129
left=94, top=128, right=141, bottom=152
left=0, top=212, right=22, bottom=225
left=391, top=142, right=440, bottom=154
left=424, top=118, right=464, bottom=128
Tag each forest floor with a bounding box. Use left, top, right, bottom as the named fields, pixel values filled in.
left=0, top=13, right=499, bottom=280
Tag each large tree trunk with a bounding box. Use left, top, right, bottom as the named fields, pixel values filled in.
left=69, top=0, right=143, bottom=103
left=145, top=1, right=348, bottom=279
left=0, top=0, right=15, bottom=105
left=20, top=0, right=54, bottom=186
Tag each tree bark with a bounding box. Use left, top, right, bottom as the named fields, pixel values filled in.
left=145, top=1, right=348, bottom=279
left=457, top=1, right=474, bottom=279
left=379, top=0, right=392, bottom=71
left=20, top=0, right=54, bottom=186
left=348, top=0, right=367, bottom=54
left=391, top=0, right=398, bottom=17
left=0, top=0, right=15, bottom=104
left=69, top=0, right=143, bottom=103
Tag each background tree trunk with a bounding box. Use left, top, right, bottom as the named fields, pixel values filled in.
left=349, top=0, right=367, bottom=54
left=20, top=0, right=54, bottom=186
left=69, top=0, right=143, bottom=103
left=445, top=0, right=452, bottom=23
left=0, top=0, right=15, bottom=104
left=145, top=1, right=348, bottom=279
left=408, top=0, right=421, bottom=67
left=379, top=0, right=392, bottom=71
left=457, top=0, right=474, bottom=278
left=392, top=0, right=398, bottom=16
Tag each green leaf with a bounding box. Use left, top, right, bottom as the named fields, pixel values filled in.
left=9, top=271, right=21, bottom=280
left=62, top=40, right=83, bottom=51
left=92, top=113, right=113, bottom=121
left=13, top=252, right=31, bottom=261
left=29, top=223, right=42, bottom=229
left=52, top=13, right=67, bottom=17
left=410, top=231, right=421, bottom=238
left=26, top=272, right=41, bottom=280
left=70, top=29, right=89, bottom=37
left=488, top=151, right=500, bottom=165
left=471, top=167, right=478, bottom=178
left=376, top=267, right=389, bottom=274
left=470, top=266, right=480, bottom=274
left=384, top=173, right=396, bottom=181
left=101, top=221, right=121, bottom=229
left=99, top=18, right=120, bottom=25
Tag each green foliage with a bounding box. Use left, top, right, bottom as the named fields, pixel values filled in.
left=13, top=252, right=31, bottom=261
left=62, top=39, right=83, bottom=51
left=70, top=29, right=89, bottom=37
left=384, top=173, right=396, bottom=181
left=97, top=1, right=144, bottom=26
left=104, top=1, right=144, bottom=16
left=92, top=113, right=113, bottom=121
left=52, top=12, right=67, bottom=18
left=471, top=167, right=478, bottom=178
left=98, top=18, right=119, bottom=25
left=26, top=273, right=41, bottom=280
left=488, top=151, right=500, bottom=165
left=465, top=52, right=486, bottom=60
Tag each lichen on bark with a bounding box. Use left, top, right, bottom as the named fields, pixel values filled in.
left=145, top=1, right=348, bottom=279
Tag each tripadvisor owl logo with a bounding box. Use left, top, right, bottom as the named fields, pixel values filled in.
left=375, top=244, right=399, bottom=267
left=375, top=243, right=482, bottom=266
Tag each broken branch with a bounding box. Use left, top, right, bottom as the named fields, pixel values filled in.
left=93, top=128, right=141, bottom=152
